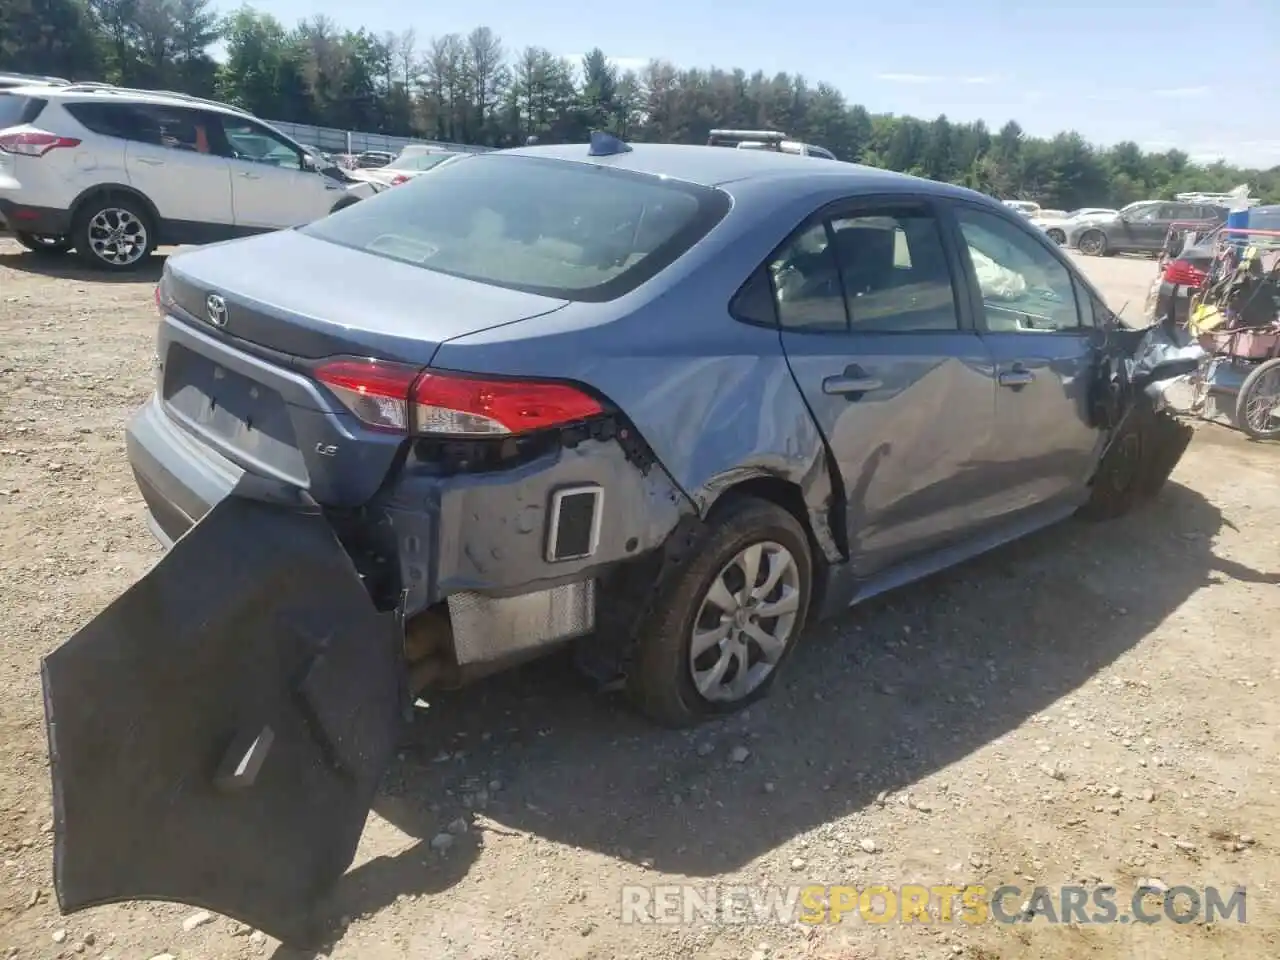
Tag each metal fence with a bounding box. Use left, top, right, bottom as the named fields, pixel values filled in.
left=264, top=119, right=492, bottom=157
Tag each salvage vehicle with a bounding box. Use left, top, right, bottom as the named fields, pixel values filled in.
left=1067, top=199, right=1226, bottom=257
left=41, top=132, right=1198, bottom=945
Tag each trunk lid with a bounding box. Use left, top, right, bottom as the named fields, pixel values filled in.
left=165, top=228, right=570, bottom=363
left=156, top=229, right=569, bottom=506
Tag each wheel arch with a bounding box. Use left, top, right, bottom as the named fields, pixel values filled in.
left=70, top=183, right=161, bottom=232
left=701, top=468, right=843, bottom=590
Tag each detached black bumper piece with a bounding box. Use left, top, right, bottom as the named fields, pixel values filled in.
left=41, top=495, right=405, bottom=945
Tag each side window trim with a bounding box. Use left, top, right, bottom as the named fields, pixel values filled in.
left=946, top=199, right=1087, bottom=335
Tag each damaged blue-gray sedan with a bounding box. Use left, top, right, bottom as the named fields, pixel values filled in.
left=40, top=132, right=1199, bottom=944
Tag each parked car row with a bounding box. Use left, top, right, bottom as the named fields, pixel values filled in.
left=1029, top=207, right=1117, bottom=244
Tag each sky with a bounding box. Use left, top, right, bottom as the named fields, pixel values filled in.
left=214, top=0, right=1280, bottom=169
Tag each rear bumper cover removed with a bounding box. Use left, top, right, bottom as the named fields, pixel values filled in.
left=126, top=392, right=691, bottom=668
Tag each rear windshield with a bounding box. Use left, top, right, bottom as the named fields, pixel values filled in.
left=302, top=153, right=731, bottom=302
left=0, top=93, right=46, bottom=129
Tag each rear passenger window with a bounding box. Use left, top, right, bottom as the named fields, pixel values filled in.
left=63, top=102, right=150, bottom=141
left=829, top=213, right=960, bottom=332
left=729, top=266, right=778, bottom=327
left=769, top=221, right=847, bottom=332
left=135, top=105, right=214, bottom=154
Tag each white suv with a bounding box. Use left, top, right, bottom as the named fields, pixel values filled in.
left=0, top=84, right=377, bottom=271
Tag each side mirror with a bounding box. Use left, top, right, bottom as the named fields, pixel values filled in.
left=301, top=154, right=318, bottom=172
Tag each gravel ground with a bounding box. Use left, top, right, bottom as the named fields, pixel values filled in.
left=1, top=241, right=1278, bottom=960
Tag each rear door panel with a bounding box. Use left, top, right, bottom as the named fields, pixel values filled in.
left=42, top=495, right=404, bottom=944
left=123, top=105, right=234, bottom=226
left=774, top=197, right=999, bottom=576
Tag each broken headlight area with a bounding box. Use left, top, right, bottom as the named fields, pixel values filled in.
left=1083, top=320, right=1201, bottom=517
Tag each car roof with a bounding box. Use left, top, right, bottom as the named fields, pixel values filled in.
left=3, top=83, right=251, bottom=118
left=496, top=142, right=978, bottom=199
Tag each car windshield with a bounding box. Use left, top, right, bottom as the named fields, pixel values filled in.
left=302, top=154, right=731, bottom=301
left=387, top=152, right=455, bottom=172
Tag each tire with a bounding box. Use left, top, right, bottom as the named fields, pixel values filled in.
left=1077, top=229, right=1107, bottom=257
left=330, top=194, right=362, bottom=214
left=72, top=194, right=156, bottom=271
left=1077, top=406, right=1149, bottom=521
left=1133, top=410, right=1193, bottom=500
left=625, top=497, right=813, bottom=728
left=14, top=231, right=72, bottom=255
left=1046, top=228, right=1066, bottom=245
left=1234, top=357, right=1280, bottom=441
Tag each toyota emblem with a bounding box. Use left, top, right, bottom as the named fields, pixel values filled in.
left=205, top=293, right=228, bottom=328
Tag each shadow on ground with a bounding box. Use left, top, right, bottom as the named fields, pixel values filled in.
left=276, top=481, right=1270, bottom=955
left=0, top=248, right=165, bottom=283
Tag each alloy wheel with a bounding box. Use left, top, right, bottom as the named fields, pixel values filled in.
left=87, top=208, right=148, bottom=267
left=688, top=540, right=802, bottom=704
left=1078, top=231, right=1106, bottom=256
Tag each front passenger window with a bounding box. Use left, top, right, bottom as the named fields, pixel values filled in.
left=217, top=118, right=304, bottom=171
left=956, top=206, right=1083, bottom=333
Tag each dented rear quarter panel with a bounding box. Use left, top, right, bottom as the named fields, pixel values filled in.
left=428, top=176, right=882, bottom=563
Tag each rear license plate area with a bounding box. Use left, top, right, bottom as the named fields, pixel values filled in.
left=162, top=344, right=306, bottom=478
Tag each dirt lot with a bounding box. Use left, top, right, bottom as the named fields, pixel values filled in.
left=1, top=242, right=1278, bottom=960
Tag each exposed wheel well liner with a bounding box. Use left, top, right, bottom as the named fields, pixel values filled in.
left=708, top=474, right=831, bottom=612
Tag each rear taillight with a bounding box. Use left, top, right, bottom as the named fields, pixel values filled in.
left=0, top=130, right=81, bottom=157
left=314, top=358, right=604, bottom=437
left=1164, top=260, right=1206, bottom=287
left=389, top=174, right=410, bottom=186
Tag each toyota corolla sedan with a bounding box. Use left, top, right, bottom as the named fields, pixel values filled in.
left=41, top=133, right=1195, bottom=945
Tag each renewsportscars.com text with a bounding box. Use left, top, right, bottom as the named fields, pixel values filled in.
left=620, top=883, right=1247, bottom=926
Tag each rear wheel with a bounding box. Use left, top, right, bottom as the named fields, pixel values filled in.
left=72, top=195, right=155, bottom=271
left=14, top=231, right=72, bottom=255
left=1077, top=229, right=1107, bottom=257
left=1046, top=228, right=1066, bottom=245
left=1234, top=357, right=1280, bottom=441
left=626, top=498, right=812, bottom=728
